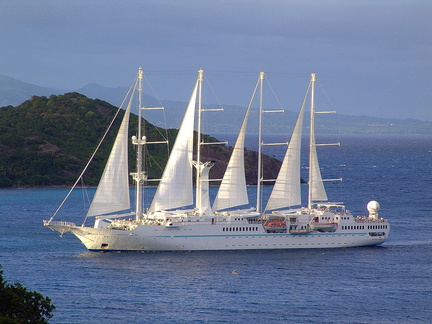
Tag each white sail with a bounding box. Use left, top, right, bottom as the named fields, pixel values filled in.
left=86, top=94, right=133, bottom=217
left=308, top=72, right=328, bottom=205
left=149, top=79, right=198, bottom=212
left=196, top=161, right=214, bottom=215
left=265, top=104, right=305, bottom=211
left=309, top=143, right=328, bottom=202
left=212, top=105, right=251, bottom=211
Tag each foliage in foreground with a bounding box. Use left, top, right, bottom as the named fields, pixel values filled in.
left=0, top=265, right=55, bottom=323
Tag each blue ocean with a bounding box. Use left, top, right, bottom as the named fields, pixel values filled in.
left=1, top=134, right=431, bottom=323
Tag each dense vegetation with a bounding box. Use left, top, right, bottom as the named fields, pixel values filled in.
left=0, top=93, right=172, bottom=187
left=0, top=265, right=55, bottom=323
left=0, top=93, right=281, bottom=188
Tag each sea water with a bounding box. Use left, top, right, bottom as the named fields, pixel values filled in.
left=0, top=135, right=431, bottom=323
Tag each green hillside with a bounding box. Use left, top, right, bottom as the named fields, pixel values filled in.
left=0, top=93, right=281, bottom=188
left=0, top=93, right=170, bottom=187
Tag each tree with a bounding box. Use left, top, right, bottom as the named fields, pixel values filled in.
left=0, top=265, right=55, bottom=323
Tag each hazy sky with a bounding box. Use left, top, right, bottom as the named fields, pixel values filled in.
left=1, top=0, right=431, bottom=121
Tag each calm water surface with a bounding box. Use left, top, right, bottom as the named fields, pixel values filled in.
left=1, top=135, right=431, bottom=323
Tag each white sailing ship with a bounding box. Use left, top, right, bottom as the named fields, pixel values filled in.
left=44, top=68, right=390, bottom=251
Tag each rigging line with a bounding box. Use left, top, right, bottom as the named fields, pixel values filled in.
left=261, top=72, right=310, bottom=80
left=139, top=70, right=311, bottom=80
left=143, top=71, right=196, bottom=77
left=316, top=80, right=334, bottom=110
left=143, top=76, right=167, bottom=133
left=142, top=75, right=170, bottom=156
left=81, top=178, right=92, bottom=208
left=264, top=77, right=285, bottom=111
left=205, top=71, right=258, bottom=79
left=199, top=78, right=224, bottom=140
left=145, top=150, right=165, bottom=175
left=79, top=178, right=90, bottom=208
left=204, top=71, right=311, bottom=80
left=316, top=80, right=344, bottom=198
left=203, top=77, right=223, bottom=109
left=47, top=78, right=138, bottom=224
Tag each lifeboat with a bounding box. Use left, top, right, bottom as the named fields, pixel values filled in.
left=263, top=221, right=287, bottom=233
left=311, top=222, right=338, bottom=232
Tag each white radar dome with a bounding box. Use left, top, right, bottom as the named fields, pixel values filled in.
left=367, top=200, right=380, bottom=213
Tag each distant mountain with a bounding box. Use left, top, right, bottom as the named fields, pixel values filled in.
left=77, top=83, right=133, bottom=106
left=0, top=75, right=65, bottom=107
left=1, top=75, right=431, bottom=135
left=77, top=84, right=432, bottom=135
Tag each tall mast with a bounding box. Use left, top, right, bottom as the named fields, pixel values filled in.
left=132, top=67, right=146, bottom=220
left=308, top=73, right=316, bottom=210
left=256, top=71, right=265, bottom=213
left=195, top=69, right=204, bottom=212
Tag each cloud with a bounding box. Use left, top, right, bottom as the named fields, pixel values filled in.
left=1, top=0, right=431, bottom=120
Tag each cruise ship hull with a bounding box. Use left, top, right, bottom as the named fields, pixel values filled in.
left=49, top=222, right=389, bottom=252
